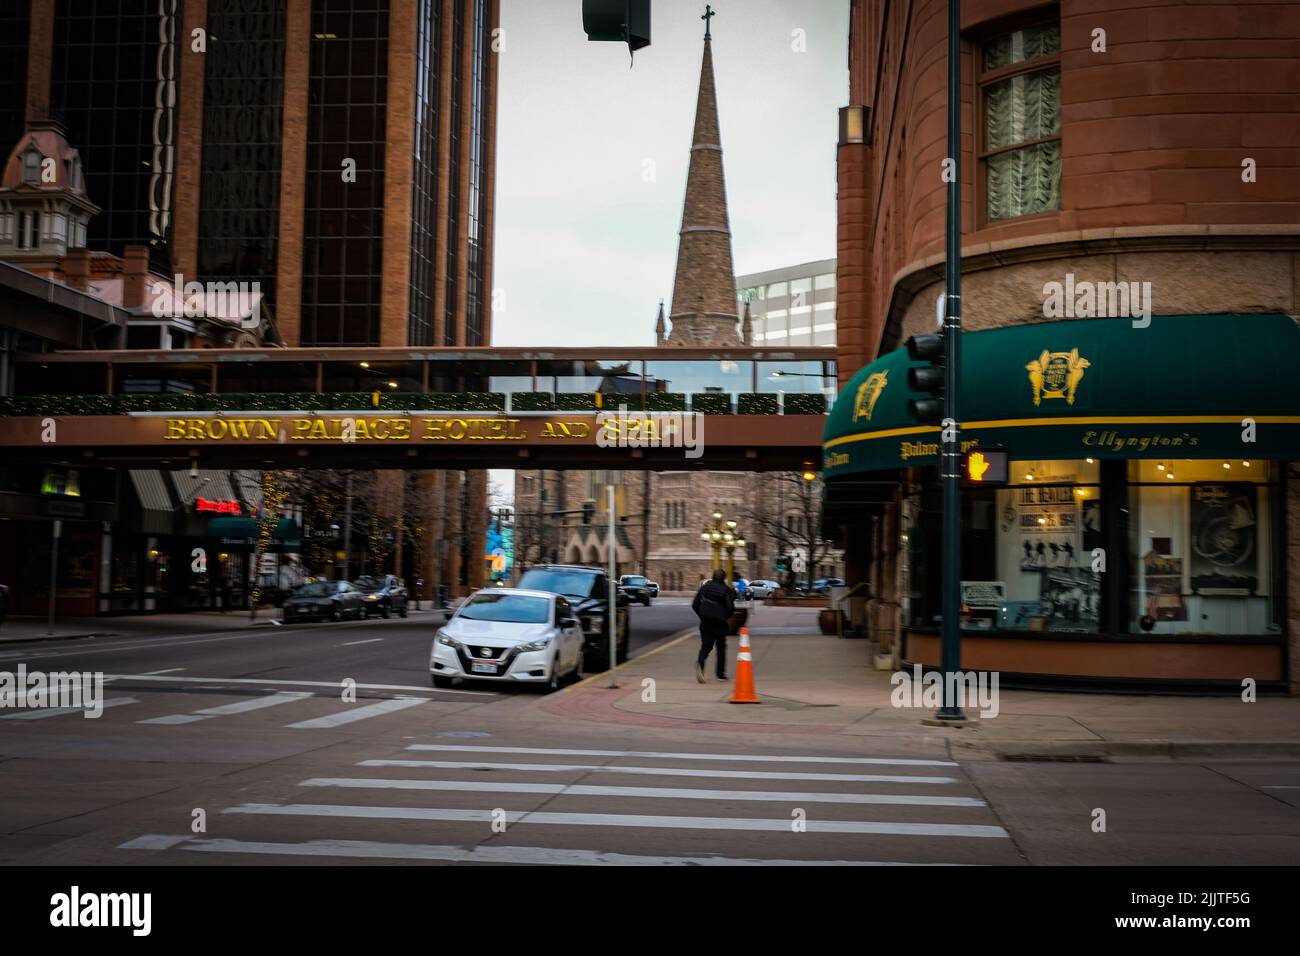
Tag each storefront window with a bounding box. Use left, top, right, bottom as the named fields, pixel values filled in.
left=904, top=457, right=1283, bottom=640
left=909, top=459, right=1104, bottom=634
left=991, top=460, right=1102, bottom=633
left=1127, top=459, right=1279, bottom=636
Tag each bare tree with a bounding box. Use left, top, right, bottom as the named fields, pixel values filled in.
left=741, top=472, right=836, bottom=592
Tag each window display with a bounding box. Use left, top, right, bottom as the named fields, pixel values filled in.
left=1128, top=460, right=1277, bottom=636
left=903, top=457, right=1281, bottom=639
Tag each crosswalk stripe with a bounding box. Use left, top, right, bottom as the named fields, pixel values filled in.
left=225, top=803, right=1009, bottom=838
left=0, top=697, right=138, bottom=721
left=285, top=697, right=426, bottom=729
left=119, top=834, right=967, bottom=866
left=106, top=673, right=486, bottom=696
left=138, top=691, right=313, bottom=725
left=404, top=744, right=957, bottom=767
left=301, top=776, right=986, bottom=807
left=360, top=758, right=958, bottom=785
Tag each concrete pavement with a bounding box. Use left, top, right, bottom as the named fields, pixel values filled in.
left=541, top=606, right=1300, bottom=761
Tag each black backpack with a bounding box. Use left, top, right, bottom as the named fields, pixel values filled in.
left=696, top=583, right=729, bottom=622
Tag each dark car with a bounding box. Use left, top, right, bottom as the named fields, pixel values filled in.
left=516, top=564, right=630, bottom=671
left=618, top=574, right=653, bottom=606
left=355, top=574, right=409, bottom=618
left=282, top=580, right=366, bottom=623
left=812, top=577, right=846, bottom=594
left=646, top=580, right=660, bottom=599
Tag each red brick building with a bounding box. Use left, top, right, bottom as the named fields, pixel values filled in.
left=827, top=0, right=1300, bottom=690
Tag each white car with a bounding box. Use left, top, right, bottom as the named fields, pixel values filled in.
left=430, top=588, right=586, bottom=692
left=747, top=579, right=781, bottom=599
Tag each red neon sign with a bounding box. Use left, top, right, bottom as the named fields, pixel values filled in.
left=196, top=498, right=242, bottom=515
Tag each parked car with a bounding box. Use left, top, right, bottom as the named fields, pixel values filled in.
left=355, top=574, right=409, bottom=618
left=646, top=580, right=660, bottom=599
left=516, top=564, right=630, bottom=671
left=281, top=580, right=366, bottom=623
left=618, top=574, right=653, bottom=605
left=812, top=577, right=846, bottom=594
left=430, top=588, right=585, bottom=692
left=747, top=579, right=781, bottom=599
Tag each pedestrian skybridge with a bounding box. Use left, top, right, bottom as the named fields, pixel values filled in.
left=0, top=346, right=835, bottom=470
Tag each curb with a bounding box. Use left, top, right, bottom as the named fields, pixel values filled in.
left=950, top=738, right=1300, bottom=762
left=0, top=630, right=122, bottom=645
left=564, top=627, right=697, bottom=692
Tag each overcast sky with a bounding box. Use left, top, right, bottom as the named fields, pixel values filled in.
left=490, top=0, right=849, bottom=348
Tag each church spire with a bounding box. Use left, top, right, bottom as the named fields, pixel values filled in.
left=664, top=8, right=740, bottom=347
left=654, top=299, right=667, bottom=345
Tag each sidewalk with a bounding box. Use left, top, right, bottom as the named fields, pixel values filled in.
left=0, top=605, right=449, bottom=644
left=543, top=606, right=1300, bottom=760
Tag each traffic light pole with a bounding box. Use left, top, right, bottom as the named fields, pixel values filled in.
left=938, top=0, right=965, bottom=721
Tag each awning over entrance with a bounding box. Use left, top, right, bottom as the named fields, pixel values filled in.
left=128, top=470, right=175, bottom=535
left=207, top=516, right=302, bottom=552
left=823, top=314, right=1300, bottom=477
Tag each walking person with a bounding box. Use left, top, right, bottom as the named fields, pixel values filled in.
left=692, top=568, right=735, bottom=683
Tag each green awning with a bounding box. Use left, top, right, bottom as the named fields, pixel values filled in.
left=208, top=516, right=302, bottom=551
left=823, top=313, right=1300, bottom=477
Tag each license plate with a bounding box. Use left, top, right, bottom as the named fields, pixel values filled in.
left=470, top=662, right=497, bottom=674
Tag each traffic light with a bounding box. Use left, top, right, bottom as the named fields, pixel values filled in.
left=582, top=0, right=651, bottom=54
left=905, top=333, right=945, bottom=425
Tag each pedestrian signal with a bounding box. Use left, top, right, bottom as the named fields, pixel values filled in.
left=963, top=448, right=1008, bottom=485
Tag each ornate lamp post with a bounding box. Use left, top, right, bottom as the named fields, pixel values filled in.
left=700, top=511, right=745, bottom=584
left=700, top=510, right=726, bottom=574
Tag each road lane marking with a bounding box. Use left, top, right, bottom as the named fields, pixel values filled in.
left=224, top=803, right=1008, bottom=838
left=138, top=691, right=313, bottom=725
left=302, top=777, right=985, bottom=807
left=360, top=759, right=958, bottom=785
left=0, top=617, right=435, bottom=662
left=140, top=668, right=186, bottom=675
left=404, top=744, right=957, bottom=767
left=105, top=673, right=489, bottom=697
left=0, top=697, right=138, bottom=721
left=341, top=638, right=384, bottom=646
left=119, top=834, right=965, bottom=866
left=285, top=697, right=427, bottom=729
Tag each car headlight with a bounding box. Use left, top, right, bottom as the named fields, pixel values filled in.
left=437, top=631, right=462, bottom=649
left=516, top=637, right=552, bottom=653
left=364, top=594, right=379, bottom=601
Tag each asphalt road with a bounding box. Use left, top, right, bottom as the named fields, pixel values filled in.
left=0, top=598, right=702, bottom=699
left=1, top=600, right=1297, bottom=867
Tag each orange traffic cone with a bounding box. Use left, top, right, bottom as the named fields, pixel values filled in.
left=729, top=627, right=760, bottom=704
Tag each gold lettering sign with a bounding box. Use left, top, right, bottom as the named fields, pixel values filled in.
left=162, top=415, right=547, bottom=442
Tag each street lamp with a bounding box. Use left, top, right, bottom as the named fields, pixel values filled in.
left=700, top=511, right=745, bottom=584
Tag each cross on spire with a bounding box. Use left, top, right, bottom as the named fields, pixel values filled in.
left=702, top=4, right=715, bottom=40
